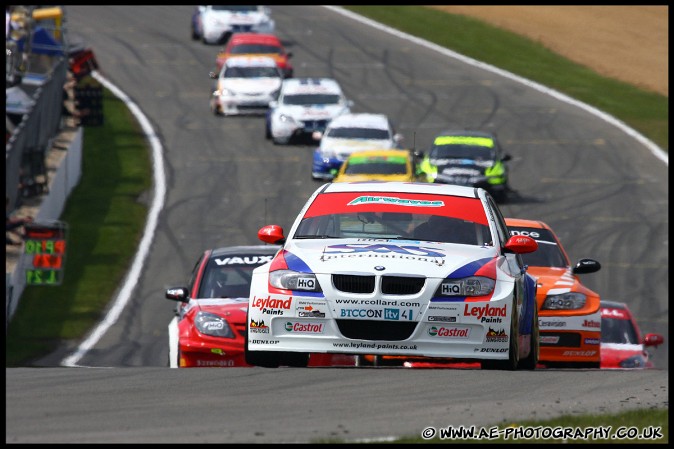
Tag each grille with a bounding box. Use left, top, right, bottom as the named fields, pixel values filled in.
left=381, top=276, right=425, bottom=295
left=540, top=332, right=581, bottom=347
left=336, top=319, right=418, bottom=341
left=301, top=120, right=328, bottom=131
left=231, top=25, right=253, bottom=32
left=333, top=274, right=375, bottom=293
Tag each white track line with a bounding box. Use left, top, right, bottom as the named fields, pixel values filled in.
left=61, top=70, right=167, bottom=367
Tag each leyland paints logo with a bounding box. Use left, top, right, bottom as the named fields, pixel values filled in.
left=347, top=196, right=444, bottom=207
left=463, top=303, right=507, bottom=320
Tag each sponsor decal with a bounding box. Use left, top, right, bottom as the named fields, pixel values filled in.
left=297, top=304, right=326, bottom=318
left=335, top=299, right=420, bottom=307
left=347, top=196, right=444, bottom=207
left=213, top=255, right=273, bottom=266
left=251, top=295, right=292, bottom=313
left=166, top=288, right=183, bottom=297
left=339, top=308, right=414, bottom=320
left=250, top=339, right=280, bottom=345
left=428, top=315, right=457, bottom=323
left=249, top=318, right=270, bottom=334
left=485, top=327, right=508, bottom=343
left=582, top=319, right=600, bottom=329
left=540, top=321, right=566, bottom=327
left=540, top=335, right=560, bottom=344
left=428, top=326, right=470, bottom=338
left=601, top=308, right=628, bottom=319
left=324, top=243, right=445, bottom=258
left=481, top=316, right=503, bottom=323
left=196, top=359, right=235, bottom=367
left=284, top=322, right=324, bottom=333
left=584, top=338, right=600, bottom=345
left=562, top=350, right=597, bottom=356
left=480, top=348, right=508, bottom=353
left=509, top=229, right=541, bottom=239
left=427, top=305, right=460, bottom=312
left=463, top=304, right=507, bottom=320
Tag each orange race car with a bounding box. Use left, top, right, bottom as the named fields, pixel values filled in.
left=505, top=218, right=602, bottom=368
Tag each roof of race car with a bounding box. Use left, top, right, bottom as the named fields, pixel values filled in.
left=343, top=148, right=411, bottom=161
left=228, top=33, right=282, bottom=46
left=320, top=180, right=480, bottom=198
left=209, top=244, right=281, bottom=259
left=504, top=217, right=550, bottom=229
left=327, top=113, right=390, bottom=130
left=281, top=77, right=343, bottom=95
left=432, top=130, right=497, bottom=148
left=224, top=55, right=278, bottom=68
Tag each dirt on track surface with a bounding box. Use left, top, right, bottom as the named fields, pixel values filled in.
left=428, top=6, right=668, bottom=97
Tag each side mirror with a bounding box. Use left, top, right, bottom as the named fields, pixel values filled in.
left=346, top=99, right=354, bottom=108
left=209, top=71, right=218, bottom=79
left=269, top=100, right=278, bottom=108
left=572, top=258, right=601, bottom=274
left=286, top=51, right=293, bottom=59
left=644, top=333, right=664, bottom=348
left=258, top=224, right=286, bottom=245
left=166, top=286, right=190, bottom=303
left=502, top=153, right=512, bottom=162
left=393, top=133, right=404, bottom=144
left=504, top=235, right=538, bottom=254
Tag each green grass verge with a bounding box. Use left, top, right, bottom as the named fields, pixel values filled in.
left=5, top=88, right=152, bottom=366
left=344, top=6, right=668, bottom=151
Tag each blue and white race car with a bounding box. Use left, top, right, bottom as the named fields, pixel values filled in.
left=245, top=181, right=540, bottom=370
left=311, top=113, right=403, bottom=180
left=266, top=77, right=353, bottom=145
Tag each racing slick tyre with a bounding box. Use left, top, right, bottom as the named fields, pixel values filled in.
left=518, top=306, right=539, bottom=370
left=244, top=311, right=281, bottom=368
left=481, top=299, right=519, bottom=370
left=282, top=352, right=310, bottom=367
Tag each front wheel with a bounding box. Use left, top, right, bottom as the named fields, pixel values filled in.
left=519, top=306, right=539, bottom=370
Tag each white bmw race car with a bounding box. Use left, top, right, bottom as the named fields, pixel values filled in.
left=209, top=55, right=282, bottom=116
left=245, top=181, right=540, bottom=370
left=266, top=77, right=353, bottom=145
left=193, top=5, right=275, bottom=45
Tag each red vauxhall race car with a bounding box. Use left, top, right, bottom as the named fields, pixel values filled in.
left=600, top=300, right=664, bottom=369
left=166, top=244, right=355, bottom=368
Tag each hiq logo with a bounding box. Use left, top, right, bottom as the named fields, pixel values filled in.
left=297, top=278, right=315, bottom=290
left=442, top=284, right=461, bottom=295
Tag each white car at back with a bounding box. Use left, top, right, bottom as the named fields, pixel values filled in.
left=266, top=78, right=353, bottom=145
left=194, top=5, right=275, bottom=44
left=210, top=56, right=282, bottom=116
left=311, top=113, right=403, bottom=180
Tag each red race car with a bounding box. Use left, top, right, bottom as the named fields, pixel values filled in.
left=600, top=300, right=664, bottom=369
left=166, top=245, right=356, bottom=367
left=215, top=32, right=293, bottom=77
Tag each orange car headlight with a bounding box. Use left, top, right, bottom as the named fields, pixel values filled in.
left=542, top=292, right=587, bottom=310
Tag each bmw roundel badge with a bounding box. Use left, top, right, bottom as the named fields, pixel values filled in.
left=374, top=266, right=385, bottom=271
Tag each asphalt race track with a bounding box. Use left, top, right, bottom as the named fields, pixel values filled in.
left=6, top=6, right=668, bottom=444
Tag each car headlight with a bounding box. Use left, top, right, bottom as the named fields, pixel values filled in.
left=320, top=148, right=337, bottom=159
left=435, top=276, right=495, bottom=297
left=194, top=311, right=234, bottom=338
left=215, top=87, right=235, bottom=97
left=542, top=292, right=587, bottom=310
left=279, top=113, right=298, bottom=124
left=619, top=355, right=646, bottom=369
left=269, top=270, right=322, bottom=292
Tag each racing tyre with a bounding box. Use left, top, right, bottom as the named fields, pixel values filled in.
left=481, top=299, right=519, bottom=370
left=518, top=306, right=539, bottom=370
